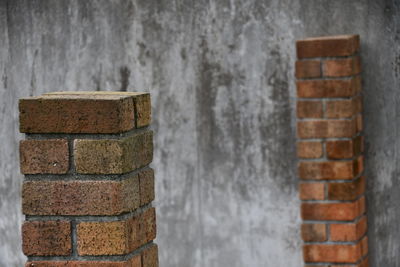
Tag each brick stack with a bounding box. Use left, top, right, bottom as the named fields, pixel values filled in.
left=19, top=92, right=158, bottom=267
left=296, top=35, right=369, bottom=266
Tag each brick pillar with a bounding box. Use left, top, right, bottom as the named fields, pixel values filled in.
left=296, top=35, right=369, bottom=266
left=19, top=92, right=158, bottom=267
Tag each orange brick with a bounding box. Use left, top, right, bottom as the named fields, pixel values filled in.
left=295, top=60, right=321, bottom=78
left=22, top=174, right=141, bottom=216
left=328, top=176, right=366, bottom=201
left=298, top=159, right=361, bottom=180
left=141, top=207, right=157, bottom=244
left=300, top=183, right=325, bottom=200
left=303, top=236, right=368, bottom=263
left=326, top=136, right=363, bottom=159
left=20, top=139, right=69, bottom=174
left=139, top=168, right=155, bottom=206
left=326, top=96, right=362, bottom=119
left=356, top=114, right=363, bottom=132
left=142, top=244, right=159, bottom=267
left=323, top=56, right=361, bottom=77
left=77, top=208, right=156, bottom=256
left=297, top=76, right=360, bottom=98
left=19, top=92, right=151, bottom=134
left=22, top=221, right=71, bottom=256
left=25, top=256, right=141, bottom=267
left=297, top=141, right=323, bottom=159
left=297, top=119, right=356, bottom=139
left=296, top=35, right=359, bottom=59
left=301, top=196, right=365, bottom=221
left=330, top=216, right=368, bottom=242
left=301, top=224, right=327, bottom=242
left=297, top=101, right=323, bottom=118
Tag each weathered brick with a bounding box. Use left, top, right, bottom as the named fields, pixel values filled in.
left=323, top=56, right=361, bottom=77
left=22, top=174, right=140, bottom=216
left=139, top=168, right=155, bottom=206
left=330, top=216, right=368, bottom=242
left=298, top=158, right=362, bottom=180
left=25, top=255, right=141, bottom=267
left=326, top=96, right=362, bottom=118
left=297, top=119, right=356, bottom=139
left=297, top=141, right=323, bottom=159
left=141, top=207, right=157, bottom=244
left=295, top=60, right=321, bottom=78
left=326, top=136, right=363, bottom=159
left=301, top=196, right=365, bottom=221
left=301, top=224, right=327, bottom=242
left=297, top=101, right=323, bottom=118
left=19, top=92, right=150, bottom=134
left=77, top=208, right=156, bottom=255
left=78, top=219, right=136, bottom=256
left=22, top=221, right=71, bottom=256
left=300, top=183, right=325, bottom=200
left=297, top=76, right=360, bottom=98
left=328, top=176, right=366, bottom=201
left=297, top=35, right=359, bottom=59
left=303, top=236, right=368, bottom=263
left=20, top=139, right=69, bottom=174
left=74, top=131, right=153, bottom=174
left=142, top=244, right=159, bottom=267
left=356, top=113, right=363, bottom=132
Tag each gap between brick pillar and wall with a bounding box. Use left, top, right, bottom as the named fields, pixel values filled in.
left=19, top=91, right=158, bottom=267
left=295, top=35, right=369, bottom=267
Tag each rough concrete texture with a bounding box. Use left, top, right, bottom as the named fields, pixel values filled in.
left=0, top=0, right=399, bottom=266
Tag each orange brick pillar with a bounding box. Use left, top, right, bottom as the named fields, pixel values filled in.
left=19, top=92, right=158, bottom=267
left=296, top=35, right=369, bottom=266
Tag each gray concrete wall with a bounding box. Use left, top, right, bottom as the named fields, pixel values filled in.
left=0, top=0, right=398, bottom=266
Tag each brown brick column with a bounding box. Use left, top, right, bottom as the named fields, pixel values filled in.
left=296, top=35, right=369, bottom=266
left=19, top=92, right=158, bottom=267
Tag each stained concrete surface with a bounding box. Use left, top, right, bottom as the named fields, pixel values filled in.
left=0, top=0, right=399, bottom=266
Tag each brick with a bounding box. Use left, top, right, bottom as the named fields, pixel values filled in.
left=141, top=207, right=157, bottom=244
left=297, top=35, right=359, bottom=59
left=22, top=174, right=140, bottom=216
left=25, top=255, right=141, bottom=267
left=323, top=56, right=361, bottom=77
left=303, top=236, right=368, bottom=263
left=74, top=131, right=153, bottom=174
left=356, top=114, right=363, bottom=132
left=328, top=176, right=366, bottom=201
left=139, top=168, right=155, bottom=206
left=297, top=76, right=360, bottom=98
left=330, top=216, right=368, bottom=242
left=301, top=196, right=365, bottom=221
left=326, top=96, right=362, bottom=119
left=295, top=60, right=321, bottom=78
left=22, top=221, right=71, bottom=256
left=20, top=139, right=69, bottom=174
left=78, top=219, right=137, bottom=256
left=142, top=244, right=159, bottom=267
left=297, top=141, right=323, bottom=159
left=301, top=224, right=327, bottom=242
left=298, top=158, right=362, bottom=180
left=19, top=92, right=150, bottom=134
left=326, top=136, right=363, bottom=159
left=297, top=101, right=323, bottom=118
left=300, top=183, right=325, bottom=200
left=297, top=119, right=356, bottom=139
left=77, top=208, right=156, bottom=255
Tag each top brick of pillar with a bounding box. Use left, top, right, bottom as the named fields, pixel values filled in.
left=296, top=35, right=360, bottom=59
left=19, top=91, right=151, bottom=134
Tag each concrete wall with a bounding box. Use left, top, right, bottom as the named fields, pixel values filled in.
left=0, top=0, right=398, bottom=266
